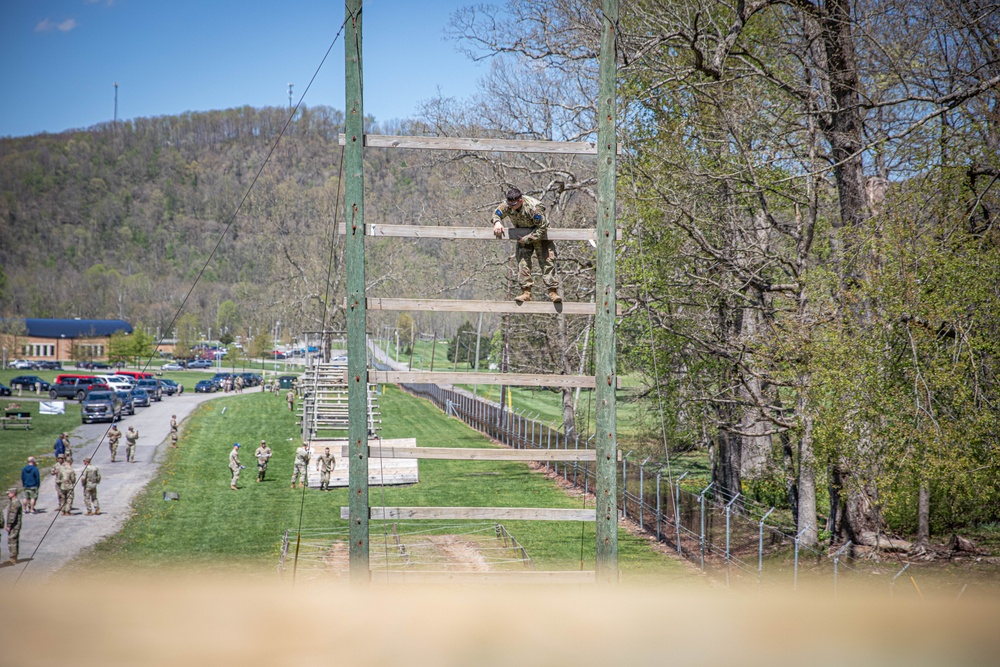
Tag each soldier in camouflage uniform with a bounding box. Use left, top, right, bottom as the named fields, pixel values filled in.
left=51, top=455, right=68, bottom=514
left=228, top=443, right=243, bottom=490
left=125, top=426, right=139, bottom=463
left=286, top=388, right=295, bottom=412
left=5, top=487, right=23, bottom=564
left=57, top=462, right=77, bottom=516
left=80, top=457, right=101, bottom=515
left=255, top=440, right=272, bottom=482
left=316, top=447, right=336, bottom=492
left=108, top=424, right=122, bottom=462
left=491, top=187, right=561, bottom=304
left=291, top=443, right=310, bottom=488
left=170, top=415, right=178, bottom=434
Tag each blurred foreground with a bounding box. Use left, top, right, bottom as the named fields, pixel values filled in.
left=2, top=575, right=997, bottom=666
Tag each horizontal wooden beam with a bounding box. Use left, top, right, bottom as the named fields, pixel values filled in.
left=338, top=133, right=621, bottom=155
left=335, top=446, right=600, bottom=461
left=371, top=571, right=596, bottom=584
left=338, top=223, right=620, bottom=241
left=341, top=506, right=596, bottom=521
left=371, top=371, right=613, bottom=389
left=366, top=298, right=616, bottom=316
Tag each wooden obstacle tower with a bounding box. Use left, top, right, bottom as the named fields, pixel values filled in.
left=343, top=0, right=619, bottom=584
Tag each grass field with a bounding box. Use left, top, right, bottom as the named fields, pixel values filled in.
left=75, top=385, right=686, bottom=579
left=0, top=397, right=82, bottom=492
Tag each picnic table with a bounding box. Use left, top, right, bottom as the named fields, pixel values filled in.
left=1, top=405, right=32, bottom=430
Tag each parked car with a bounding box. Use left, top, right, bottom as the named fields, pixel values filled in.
left=161, top=362, right=185, bottom=371
left=187, top=359, right=212, bottom=369
left=11, top=359, right=36, bottom=369
left=0, top=382, right=11, bottom=396
left=129, top=387, right=151, bottom=407
left=49, top=378, right=111, bottom=400
left=36, top=360, right=63, bottom=370
left=194, top=379, right=217, bottom=393
left=116, top=390, right=136, bottom=416
left=238, top=372, right=261, bottom=387
left=100, top=375, right=134, bottom=391
left=135, top=378, right=163, bottom=401
left=81, top=390, right=123, bottom=423
left=9, top=375, right=51, bottom=392
left=160, top=378, right=182, bottom=395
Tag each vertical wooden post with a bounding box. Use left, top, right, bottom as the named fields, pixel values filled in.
left=595, top=0, right=619, bottom=582
left=345, top=0, right=369, bottom=584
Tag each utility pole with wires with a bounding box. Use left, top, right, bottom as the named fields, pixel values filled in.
left=288, top=83, right=294, bottom=110
left=114, top=82, right=118, bottom=123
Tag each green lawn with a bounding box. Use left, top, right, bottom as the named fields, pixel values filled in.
left=76, top=385, right=685, bottom=578
left=0, top=397, right=81, bottom=491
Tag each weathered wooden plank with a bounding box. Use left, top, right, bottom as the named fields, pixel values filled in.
left=367, top=298, right=615, bottom=315
left=336, top=133, right=615, bottom=155
left=371, top=371, right=611, bottom=389
left=337, top=223, right=620, bottom=241
left=371, top=571, right=597, bottom=584
left=339, top=446, right=599, bottom=461
left=340, top=506, right=597, bottom=521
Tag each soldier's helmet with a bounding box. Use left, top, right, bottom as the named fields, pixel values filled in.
left=506, top=187, right=522, bottom=203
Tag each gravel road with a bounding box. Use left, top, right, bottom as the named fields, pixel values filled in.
left=1, top=389, right=229, bottom=583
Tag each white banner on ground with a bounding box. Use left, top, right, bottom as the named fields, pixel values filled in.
left=39, top=401, right=66, bottom=415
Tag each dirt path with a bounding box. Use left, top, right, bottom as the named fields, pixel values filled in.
left=0, top=390, right=228, bottom=584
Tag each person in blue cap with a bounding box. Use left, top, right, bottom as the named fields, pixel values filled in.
left=228, top=443, right=243, bottom=490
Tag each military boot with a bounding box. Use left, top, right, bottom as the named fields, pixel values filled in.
left=514, top=290, right=532, bottom=303
left=547, top=288, right=563, bottom=303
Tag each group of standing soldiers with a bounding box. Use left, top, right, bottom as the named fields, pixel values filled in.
left=228, top=440, right=275, bottom=489
left=289, top=443, right=336, bottom=491
left=106, top=424, right=140, bottom=463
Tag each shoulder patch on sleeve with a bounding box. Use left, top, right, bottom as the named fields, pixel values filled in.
left=533, top=214, right=542, bottom=221
left=495, top=208, right=504, bottom=218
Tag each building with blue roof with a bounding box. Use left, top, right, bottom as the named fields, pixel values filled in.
left=1, top=318, right=132, bottom=364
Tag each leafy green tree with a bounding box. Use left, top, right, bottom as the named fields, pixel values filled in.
left=174, top=313, right=200, bottom=359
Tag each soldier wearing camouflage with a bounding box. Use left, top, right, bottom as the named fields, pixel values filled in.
left=57, top=462, right=77, bottom=515
left=125, top=426, right=139, bottom=463
left=229, top=444, right=242, bottom=490
left=291, top=443, right=310, bottom=488
left=255, top=440, right=272, bottom=482
left=5, top=488, right=23, bottom=564
left=81, top=458, right=101, bottom=515
left=108, top=424, right=121, bottom=462
left=316, top=448, right=336, bottom=491
left=491, top=187, right=561, bottom=303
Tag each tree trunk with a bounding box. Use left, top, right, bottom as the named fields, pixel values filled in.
left=796, top=382, right=818, bottom=547
left=915, top=481, right=931, bottom=548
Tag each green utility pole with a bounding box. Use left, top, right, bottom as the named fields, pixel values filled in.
left=595, top=0, right=619, bottom=582
left=345, top=0, right=369, bottom=583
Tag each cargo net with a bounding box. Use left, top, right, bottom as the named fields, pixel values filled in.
left=279, top=522, right=534, bottom=580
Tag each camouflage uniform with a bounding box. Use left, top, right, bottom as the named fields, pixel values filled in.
left=170, top=416, right=178, bottom=433
left=291, top=445, right=310, bottom=488
left=316, top=450, right=336, bottom=491
left=5, top=492, right=23, bottom=563
left=255, top=444, right=272, bottom=482
left=51, top=459, right=68, bottom=513
left=125, top=427, right=139, bottom=463
left=57, top=464, right=77, bottom=515
left=228, top=446, right=242, bottom=489
left=81, top=465, right=101, bottom=515
left=108, top=425, right=121, bottom=462
left=491, top=194, right=560, bottom=295
left=286, top=389, right=295, bottom=412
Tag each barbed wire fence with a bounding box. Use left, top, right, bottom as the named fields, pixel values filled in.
left=396, top=381, right=927, bottom=596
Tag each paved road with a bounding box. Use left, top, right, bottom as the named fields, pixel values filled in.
left=1, top=389, right=229, bottom=583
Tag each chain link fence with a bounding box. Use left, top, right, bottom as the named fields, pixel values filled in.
left=398, top=382, right=934, bottom=595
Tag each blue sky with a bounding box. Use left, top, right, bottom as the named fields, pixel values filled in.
left=0, top=0, right=487, bottom=138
